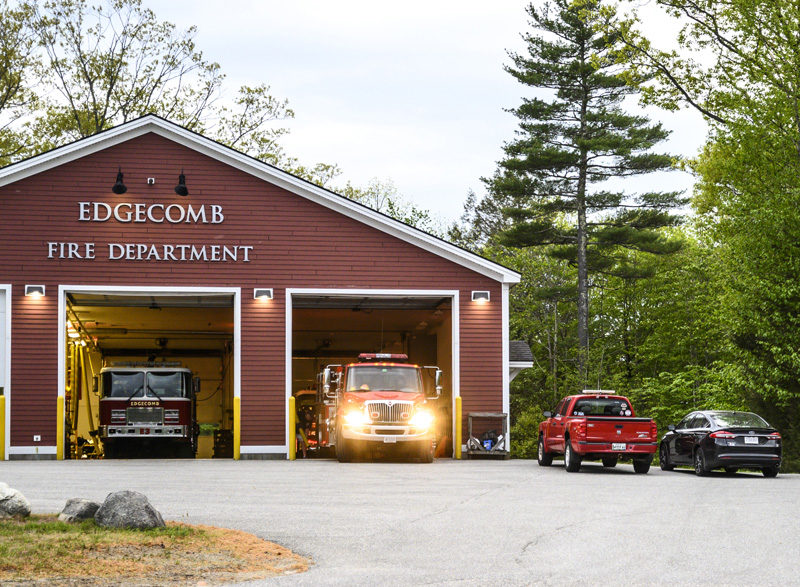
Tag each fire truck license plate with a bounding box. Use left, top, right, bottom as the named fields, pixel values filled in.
left=612, top=443, right=626, bottom=451
left=383, top=436, right=397, bottom=443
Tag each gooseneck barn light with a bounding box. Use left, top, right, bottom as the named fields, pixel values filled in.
left=174, top=170, right=189, bottom=196
left=111, top=167, right=127, bottom=194
left=254, top=288, right=273, bottom=300
left=25, top=285, right=45, bottom=297
left=471, top=290, right=490, bottom=302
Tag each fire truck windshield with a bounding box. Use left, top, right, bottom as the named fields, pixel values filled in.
left=346, top=366, right=421, bottom=393
left=104, top=371, right=145, bottom=398
left=147, top=372, right=185, bottom=398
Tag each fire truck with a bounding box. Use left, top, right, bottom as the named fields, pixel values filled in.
left=319, top=353, right=442, bottom=463
left=98, top=363, right=199, bottom=458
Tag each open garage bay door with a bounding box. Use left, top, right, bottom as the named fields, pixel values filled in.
left=291, top=293, right=454, bottom=458
left=64, top=292, right=234, bottom=459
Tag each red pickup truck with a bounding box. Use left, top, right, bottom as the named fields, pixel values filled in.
left=538, top=392, right=658, bottom=473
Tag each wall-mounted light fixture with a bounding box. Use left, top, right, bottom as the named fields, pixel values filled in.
left=111, top=167, right=127, bottom=194
left=254, top=288, right=273, bottom=300
left=174, top=170, right=188, bottom=196
left=25, top=285, right=45, bottom=297
left=471, top=290, right=490, bottom=302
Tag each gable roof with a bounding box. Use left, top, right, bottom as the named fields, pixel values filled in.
left=0, top=115, right=519, bottom=284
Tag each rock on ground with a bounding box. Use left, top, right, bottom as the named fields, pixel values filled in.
left=94, top=490, right=165, bottom=529
left=58, top=498, right=101, bottom=523
left=0, top=481, right=31, bottom=518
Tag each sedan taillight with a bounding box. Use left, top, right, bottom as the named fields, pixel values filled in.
left=769, top=432, right=782, bottom=439
left=709, top=430, right=736, bottom=439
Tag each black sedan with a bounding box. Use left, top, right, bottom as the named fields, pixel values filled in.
left=659, top=410, right=781, bottom=477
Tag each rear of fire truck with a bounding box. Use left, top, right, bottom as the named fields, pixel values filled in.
left=98, top=363, right=199, bottom=458
left=321, top=353, right=442, bottom=463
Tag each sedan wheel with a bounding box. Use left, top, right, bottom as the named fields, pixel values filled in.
left=659, top=443, right=675, bottom=471
left=694, top=448, right=709, bottom=476
left=762, top=465, right=779, bottom=478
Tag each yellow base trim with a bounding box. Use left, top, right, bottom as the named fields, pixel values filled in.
left=455, top=396, right=462, bottom=460
left=288, top=396, right=296, bottom=461
left=233, top=396, right=241, bottom=460
left=56, top=396, right=65, bottom=460
left=0, top=396, right=5, bottom=461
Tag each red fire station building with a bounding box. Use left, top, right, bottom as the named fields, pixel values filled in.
left=0, top=115, right=527, bottom=460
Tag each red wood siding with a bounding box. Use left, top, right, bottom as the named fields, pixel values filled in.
left=0, top=133, right=503, bottom=447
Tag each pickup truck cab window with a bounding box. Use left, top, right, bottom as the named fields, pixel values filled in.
left=571, top=398, right=632, bottom=417
left=554, top=399, right=568, bottom=417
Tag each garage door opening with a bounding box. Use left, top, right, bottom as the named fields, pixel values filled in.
left=63, top=291, right=235, bottom=459
left=289, top=293, right=455, bottom=459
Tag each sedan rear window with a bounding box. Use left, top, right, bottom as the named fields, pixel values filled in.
left=709, top=412, right=769, bottom=428
left=572, top=399, right=632, bottom=417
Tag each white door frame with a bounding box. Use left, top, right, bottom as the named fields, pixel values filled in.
left=54, top=285, right=241, bottom=456
left=285, top=288, right=460, bottom=459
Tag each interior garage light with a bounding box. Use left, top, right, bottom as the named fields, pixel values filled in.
left=25, top=285, right=45, bottom=297
left=254, top=288, right=273, bottom=300
left=471, top=290, right=490, bottom=302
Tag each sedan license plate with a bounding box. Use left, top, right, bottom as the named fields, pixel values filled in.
left=383, top=436, right=397, bottom=444
left=612, top=442, right=626, bottom=451
left=744, top=436, right=758, bottom=444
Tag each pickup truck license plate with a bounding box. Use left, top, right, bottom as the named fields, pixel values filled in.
left=744, top=436, right=758, bottom=444
left=612, top=442, right=626, bottom=451
left=383, top=436, right=397, bottom=444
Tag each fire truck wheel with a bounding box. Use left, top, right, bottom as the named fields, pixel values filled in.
left=176, top=444, right=195, bottom=459
left=419, top=441, right=434, bottom=463
left=103, top=443, right=116, bottom=459
left=336, top=427, right=352, bottom=463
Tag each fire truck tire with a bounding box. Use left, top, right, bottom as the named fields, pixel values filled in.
left=336, top=427, right=353, bottom=463
left=103, top=443, right=116, bottom=459
left=419, top=441, right=434, bottom=463
left=176, top=444, right=195, bottom=459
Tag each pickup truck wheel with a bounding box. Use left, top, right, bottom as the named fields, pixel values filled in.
left=694, top=448, right=709, bottom=476
left=659, top=443, right=675, bottom=471
left=564, top=440, right=581, bottom=472
left=633, top=458, right=651, bottom=474
left=537, top=437, right=553, bottom=467
left=602, top=456, right=618, bottom=468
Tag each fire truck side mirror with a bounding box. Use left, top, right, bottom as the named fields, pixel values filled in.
left=434, top=369, right=443, bottom=398
left=322, top=368, right=334, bottom=399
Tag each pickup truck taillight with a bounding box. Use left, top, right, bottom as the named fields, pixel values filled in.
left=576, top=421, right=587, bottom=439
left=650, top=421, right=658, bottom=440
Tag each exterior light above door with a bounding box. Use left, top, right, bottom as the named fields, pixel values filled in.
left=471, top=290, right=490, bottom=302
left=25, top=285, right=45, bottom=297
left=254, top=288, right=273, bottom=300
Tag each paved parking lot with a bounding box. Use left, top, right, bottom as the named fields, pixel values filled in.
left=4, top=458, right=799, bottom=585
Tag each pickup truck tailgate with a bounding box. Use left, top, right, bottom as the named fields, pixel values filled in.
left=585, top=417, right=654, bottom=443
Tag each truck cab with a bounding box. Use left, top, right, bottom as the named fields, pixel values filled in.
left=321, top=353, right=442, bottom=462
left=98, top=363, right=199, bottom=458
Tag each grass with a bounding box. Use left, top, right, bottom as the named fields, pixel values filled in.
left=0, top=515, right=309, bottom=585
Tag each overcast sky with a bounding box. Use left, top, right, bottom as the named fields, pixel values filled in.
left=145, top=1, right=708, bottom=223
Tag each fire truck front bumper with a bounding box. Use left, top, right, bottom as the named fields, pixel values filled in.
left=102, top=425, right=189, bottom=438
left=341, top=425, right=434, bottom=443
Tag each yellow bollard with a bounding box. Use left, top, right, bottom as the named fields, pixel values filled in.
left=455, top=396, right=462, bottom=460
left=56, top=395, right=65, bottom=460
left=0, top=395, right=5, bottom=461
left=233, top=396, right=241, bottom=460
left=288, top=396, right=296, bottom=460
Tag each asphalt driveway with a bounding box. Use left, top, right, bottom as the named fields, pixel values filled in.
left=4, top=458, right=798, bottom=585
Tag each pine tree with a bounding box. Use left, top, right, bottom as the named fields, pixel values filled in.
left=486, top=0, right=685, bottom=384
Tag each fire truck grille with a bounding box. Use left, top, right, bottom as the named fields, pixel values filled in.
left=366, top=401, right=413, bottom=424
left=127, top=407, right=164, bottom=425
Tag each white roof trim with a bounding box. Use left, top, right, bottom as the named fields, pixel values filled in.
left=0, top=115, right=520, bottom=284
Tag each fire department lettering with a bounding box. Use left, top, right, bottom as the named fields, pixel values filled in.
left=129, top=400, right=160, bottom=407
left=78, top=201, right=224, bottom=224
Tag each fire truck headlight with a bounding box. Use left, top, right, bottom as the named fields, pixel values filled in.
left=410, top=410, right=434, bottom=430
left=343, top=409, right=369, bottom=427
